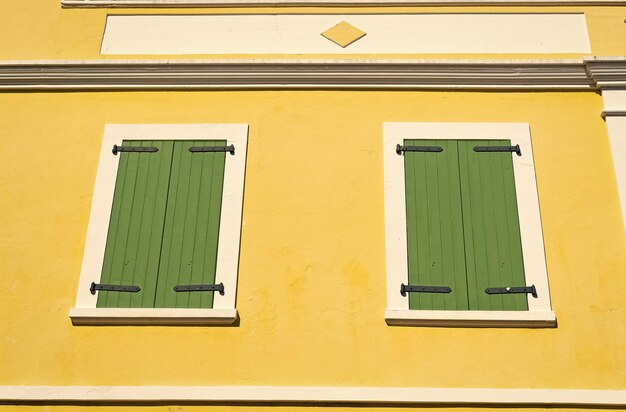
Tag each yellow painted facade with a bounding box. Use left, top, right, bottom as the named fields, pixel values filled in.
left=0, top=0, right=625, bottom=410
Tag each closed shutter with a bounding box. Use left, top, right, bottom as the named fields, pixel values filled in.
left=404, top=139, right=469, bottom=310
left=97, top=140, right=174, bottom=308
left=155, top=141, right=226, bottom=308
left=96, top=140, right=227, bottom=309
left=403, top=139, right=527, bottom=311
left=458, top=140, right=527, bottom=311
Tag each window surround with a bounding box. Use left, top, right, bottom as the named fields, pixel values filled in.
left=383, top=122, right=555, bottom=327
left=69, top=124, right=248, bottom=326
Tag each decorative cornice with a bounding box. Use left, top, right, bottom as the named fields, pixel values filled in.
left=1, top=386, right=626, bottom=406
left=585, top=57, right=626, bottom=90
left=61, top=0, right=626, bottom=7
left=0, top=59, right=596, bottom=91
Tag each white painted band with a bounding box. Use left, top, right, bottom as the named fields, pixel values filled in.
left=101, top=14, right=591, bottom=55
left=0, top=58, right=596, bottom=90
left=69, top=308, right=238, bottom=325
left=62, top=0, right=626, bottom=8
left=0, top=57, right=625, bottom=91
left=0, top=386, right=625, bottom=406
left=385, top=309, right=557, bottom=327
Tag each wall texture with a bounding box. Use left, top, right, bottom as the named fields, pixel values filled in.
left=1, top=91, right=624, bottom=389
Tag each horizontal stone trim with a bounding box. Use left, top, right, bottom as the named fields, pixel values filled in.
left=61, top=0, right=626, bottom=7
left=69, top=308, right=239, bottom=325
left=1, top=386, right=625, bottom=406
left=385, top=309, right=557, bottom=327
left=586, top=56, right=626, bottom=89
left=0, top=59, right=596, bottom=90
left=0, top=58, right=624, bottom=91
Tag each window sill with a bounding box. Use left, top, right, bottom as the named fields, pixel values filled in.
left=385, top=309, right=556, bottom=328
left=69, top=308, right=238, bottom=326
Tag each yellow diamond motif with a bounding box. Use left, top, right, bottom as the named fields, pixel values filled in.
left=321, top=21, right=366, bottom=48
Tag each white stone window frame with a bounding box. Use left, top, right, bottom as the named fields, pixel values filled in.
left=383, top=122, right=556, bottom=328
left=69, top=124, right=248, bottom=326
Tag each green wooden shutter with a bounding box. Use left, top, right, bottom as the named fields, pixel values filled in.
left=154, top=140, right=227, bottom=309
left=404, top=139, right=528, bottom=311
left=458, top=140, right=527, bottom=311
left=97, top=139, right=227, bottom=309
left=404, top=139, right=469, bottom=310
left=97, top=140, right=174, bottom=308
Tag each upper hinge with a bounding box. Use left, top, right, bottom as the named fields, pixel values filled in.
left=396, top=144, right=443, bottom=155
left=112, top=145, right=159, bottom=155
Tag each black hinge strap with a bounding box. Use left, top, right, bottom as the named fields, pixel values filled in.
left=396, top=144, right=443, bottom=155
left=401, top=283, right=451, bottom=296
left=173, top=282, right=225, bottom=295
left=112, top=145, right=159, bottom=155
left=90, top=282, right=141, bottom=295
left=473, top=144, right=521, bottom=156
left=189, top=145, right=235, bottom=155
left=485, top=285, right=537, bottom=298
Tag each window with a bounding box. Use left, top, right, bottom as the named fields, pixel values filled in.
left=383, top=123, right=555, bottom=327
left=70, top=124, right=248, bottom=325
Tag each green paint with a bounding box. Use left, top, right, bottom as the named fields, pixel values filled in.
left=97, top=140, right=226, bottom=309
left=404, top=139, right=527, bottom=311
left=458, top=140, right=527, bottom=311
left=155, top=141, right=226, bottom=308
left=404, top=140, right=468, bottom=310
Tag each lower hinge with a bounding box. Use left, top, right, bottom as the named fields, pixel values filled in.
left=401, top=283, right=452, bottom=296
left=189, top=145, right=235, bottom=155
left=90, top=282, right=141, bottom=295
left=173, top=283, right=225, bottom=295
left=485, top=285, right=537, bottom=298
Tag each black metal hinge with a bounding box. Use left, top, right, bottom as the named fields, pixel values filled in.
left=473, top=144, right=521, bottom=156
left=189, top=145, right=235, bottom=155
left=112, top=145, right=159, bottom=155
left=396, top=144, right=443, bottom=155
left=401, top=283, right=452, bottom=296
left=485, top=285, right=537, bottom=298
left=173, top=283, right=225, bottom=295
left=90, top=282, right=141, bottom=295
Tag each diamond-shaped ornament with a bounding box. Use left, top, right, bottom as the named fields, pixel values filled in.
left=321, top=21, right=366, bottom=48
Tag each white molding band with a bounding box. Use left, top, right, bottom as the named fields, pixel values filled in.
left=100, top=14, right=590, bottom=55
left=385, top=309, right=556, bottom=327
left=1, top=386, right=625, bottom=406
left=585, top=56, right=626, bottom=90
left=61, top=0, right=626, bottom=7
left=599, top=90, right=626, bottom=236
left=68, top=308, right=238, bottom=325
left=0, top=59, right=596, bottom=91
left=1, top=57, right=625, bottom=91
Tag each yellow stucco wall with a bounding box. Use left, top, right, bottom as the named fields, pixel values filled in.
left=1, top=0, right=625, bottom=409
left=0, top=90, right=624, bottom=389
left=1, top=1, right=626, bottom=59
